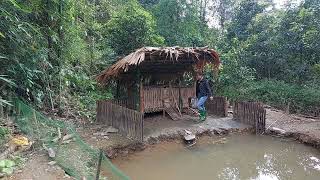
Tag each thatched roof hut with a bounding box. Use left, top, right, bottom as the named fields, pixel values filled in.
left=97, top=47, right=220, bottom=85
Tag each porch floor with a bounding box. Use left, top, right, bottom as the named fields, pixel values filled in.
left=143, top=113, right=250, bottom=139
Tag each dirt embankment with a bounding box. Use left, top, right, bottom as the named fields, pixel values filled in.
left=102, top=127, right=252, bottom=159
left=265, top=108, right=320, bottom=148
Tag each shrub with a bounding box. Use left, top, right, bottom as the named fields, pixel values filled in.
left=220, top=79, right=320, bottom=114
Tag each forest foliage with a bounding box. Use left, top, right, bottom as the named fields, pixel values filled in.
left=1, top=0, right=320, bottom=120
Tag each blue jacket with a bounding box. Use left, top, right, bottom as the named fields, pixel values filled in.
left=196, top=78, right=213, bottom=98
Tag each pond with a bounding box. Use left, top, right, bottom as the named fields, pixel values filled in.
left=113, top=135, right=320, bottom=180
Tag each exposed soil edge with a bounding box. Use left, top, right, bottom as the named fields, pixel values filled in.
left=266, top=129, right=320, bottom=149
left=105, top=127, right=253, bottom=159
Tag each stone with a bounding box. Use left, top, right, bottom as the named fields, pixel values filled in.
left=93, top=132, right=100, bottom=136
left=62, top=139, right=72, bottom=144
left=271, top=127, right=286, bottom=134
left=48, top=148, right=56, bottom=158
left=106, top=126, right=119, bottom=133
left=48, top=161, right=56, bottom=166
left=184, top=134, right=195, bottom=141
left=62, top=134, right=74, bottom=141
left=16, top=170, right=23, bottom=173
left=64, top=173, right=71, bottom=178
left=103, top=136, right=109, bottom=140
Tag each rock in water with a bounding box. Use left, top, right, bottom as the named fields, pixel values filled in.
left=183, top=129, right=196, bottom=145
left=106, top=126, right=119, bottom=133
left=184, top=134, right=196, bottom=141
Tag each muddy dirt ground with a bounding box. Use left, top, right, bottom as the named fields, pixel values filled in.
left=265, top=108, right=320, bottom=147
left=7, top=108, right=320, bottom=180
left=8, top=152, right=72, bottom=180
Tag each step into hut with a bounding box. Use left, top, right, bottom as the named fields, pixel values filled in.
left=97, top=47, right=221, bottom=120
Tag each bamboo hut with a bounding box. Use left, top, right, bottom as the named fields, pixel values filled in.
left=97, top=47, right=220, bottom=120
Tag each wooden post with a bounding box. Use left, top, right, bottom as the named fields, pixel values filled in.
left=224, top=97, right=228, bottom=117
left=116, top=80, right=120, bottom=99
left=178, top=80, right=183, bottom=111
left=139, top=78, right=144, bottom=113
left=0, top=98, right=3, bottom=119
left=95, top=149, right=103, bottom=180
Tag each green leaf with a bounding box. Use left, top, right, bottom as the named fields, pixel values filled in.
left=0, top=32, right=4, bottom=38
left=0, top=55, right=7, bottom=59
left=0, top=99, right=12, bottom=106
left=0, top=160, right=5, bottom=168
left=0, top=75, right=16, bottom=87
left=2, top=167, right=14, bottom=175
left=7, top=0, right=31, bottom=13
left=4, top=159, right=16, bottom=168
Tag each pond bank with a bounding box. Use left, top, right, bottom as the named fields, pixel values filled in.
left=265, top=108, right=320, bottom=149
left=96, top=115, right=252, bottom=159
left=85, top=108, right=320, bottom=159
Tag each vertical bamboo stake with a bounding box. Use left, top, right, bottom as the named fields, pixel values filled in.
left=0, top=99, right=3, bottom=120
left=178, top=80, right=183, bottom=111
left=95, top=149, right=103, bottom=180
left=33, top=109, right=41, bottom=140
left=140, top=80, right=144, bottom=113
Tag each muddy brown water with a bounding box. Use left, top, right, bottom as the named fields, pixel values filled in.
left=113, top=135, right=320, bottom=180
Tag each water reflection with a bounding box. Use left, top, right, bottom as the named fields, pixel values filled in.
left=113, top=135, right=320, bottom=180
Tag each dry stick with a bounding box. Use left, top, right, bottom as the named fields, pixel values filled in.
left=261, top=113, right=286, bottom=135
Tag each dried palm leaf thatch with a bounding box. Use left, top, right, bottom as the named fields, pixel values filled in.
left=97, top=47, right=220, bottom=84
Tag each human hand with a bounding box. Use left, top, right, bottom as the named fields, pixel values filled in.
left=210, top=96, right=213, bottom=101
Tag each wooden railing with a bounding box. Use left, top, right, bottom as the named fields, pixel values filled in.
left=96, top=100, right=144, bottom=141
left=233, top=101, right=266, bottom=134
left=206, top=96, right=228, bottom=117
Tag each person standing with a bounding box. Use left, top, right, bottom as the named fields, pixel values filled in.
left=196, top=72, right=213, bottom=122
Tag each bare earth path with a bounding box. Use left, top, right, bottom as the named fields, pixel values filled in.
left=266, top=108, right=320, bottom=140
left=8, top=152, right=72, bottom=180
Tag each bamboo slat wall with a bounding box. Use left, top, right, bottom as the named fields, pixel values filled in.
left=179, top=87, right=196, bottom=108
left=96, top=100, right=144, bottom=141
left=143, top=87, right=164, bottom=113
left=143, top=86, right=195, bottom=113
left=111, top=98, right=136, bottom=110
left=233, top=101, right=266, bottom=134
left=206, top=96, right=228, bottom=117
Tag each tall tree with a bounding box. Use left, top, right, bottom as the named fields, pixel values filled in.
left=153, top=0, right=206, bottom=46
left=106, top=1, right=164, bottom=55
left=226, top=0, right=265, bottom=41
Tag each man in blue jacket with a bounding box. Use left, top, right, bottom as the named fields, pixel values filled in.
left=196, top=72, right=213, bottom=122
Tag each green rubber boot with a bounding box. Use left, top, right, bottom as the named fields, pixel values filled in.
left=199, top=110, right=206, bottom=122
left=203, top=109, right=207, bottom=121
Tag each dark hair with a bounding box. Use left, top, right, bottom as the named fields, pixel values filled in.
left=196, top=72, right=204, bottom=76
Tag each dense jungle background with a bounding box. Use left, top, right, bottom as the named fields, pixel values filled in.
left=1, top=0, right=320, bottom=122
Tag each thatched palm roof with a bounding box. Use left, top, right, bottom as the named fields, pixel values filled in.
left=97, top=47, right=220, bottom=84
